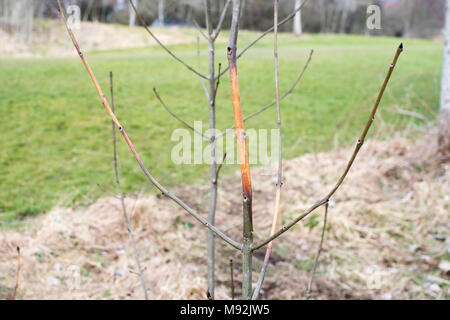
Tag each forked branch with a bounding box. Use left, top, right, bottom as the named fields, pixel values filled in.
left=57, top=0, right=242, bottom=251
left=253, top=43, right=404, bottom=251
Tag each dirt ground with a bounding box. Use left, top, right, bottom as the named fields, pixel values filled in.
left=0, top=20, right=194, bottom=57
left=0, top=128, right=449, bottom=300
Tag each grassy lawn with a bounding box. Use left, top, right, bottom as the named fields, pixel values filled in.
left=0, top=29, right=442, bottom=223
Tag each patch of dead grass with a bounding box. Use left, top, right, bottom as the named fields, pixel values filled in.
left=0, top=129, right=448, bottom=299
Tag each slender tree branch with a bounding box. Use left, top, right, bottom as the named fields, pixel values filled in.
left=252, top=43, right=404, bottom=251
left=213, top=152, right=227, bottom=184
left=230, top=258, right=235, bottom=300
left=227, top=0, right=253, bottom=300
left=192, top=17, right=209, bottom=41
left=212, top=0, right=232, bottom=40
left=218, top=0, right=309, bottom=79
left=57, top=0, right=242, bottom=251
left=306, top=202, right=329, bottom=299
left=96, top=182, right=121, bottom=199
left=214, top=63, right=222, bottom=100
left=215, top=50, right=313, bottom=142
left=153, top=88, right=209, bottom=139
left=252, top=0, right=283, bottom=300
left=128, top=0, right=209, bottom=80
left=110, top=72, right=149, bottom=300
left=11, top=246, right=20, bottom=300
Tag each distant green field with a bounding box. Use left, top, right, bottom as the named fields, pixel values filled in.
left=0, top=29, right=442, bottom=223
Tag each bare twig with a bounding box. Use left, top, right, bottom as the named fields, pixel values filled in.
left=218, top=0, right=309, bottom=79
left=110, top=72, right=149, bottom=300
left=192, top=17, right=209, bottom=41
left=306, top=202, right=329, bottom=299
left=253, top=43, right=404, bottom=251
left=95, top=182, right=121, bottom=199
left=215, top=50, right=313, bottom=142
left=57, top=0, right=242, bottom=251
left=213, top=152, right=227, bottom=184
left=153, top=87, right=209, bottom=139
left=230, top=258, right=235, bottom=300
left=252, top=0, right=283, bottom=300
left=212, top=0, right=232, bottom=40
left=11, top=246, right=20, bottom=300
left=227, top=0, right=254, bottom=300
left=214, top=63, right=222, bottom=100
left=128, top=0, right=209, bottom=80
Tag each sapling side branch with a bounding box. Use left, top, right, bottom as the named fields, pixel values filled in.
left=192, top=18, right=209, bottom=41
left=230, top=258, right=235, bottom=300
left=153, top=88, right=209, bottom=139
left=215, top=50, right=313, bottom=142
left=110, top=72, right=149, bottom=300
left=212, top=0, right=232, bottom=40
left=252, top=0, right=283, bottom=300
left=252, top=43, right=404, bottom=251
left=128, top=0, right=209, bottom=80
left=57, top=0, right=242, bottom=252
left=307, top=202, right=329, bottom=299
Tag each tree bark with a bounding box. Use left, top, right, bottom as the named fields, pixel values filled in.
left=129, top=0, right=139, bottom=27
left=440, top=0, right=450, bottom=155
left=293, top=0, right=302, bottom=37
left=158, top=0, right=165, bottom=26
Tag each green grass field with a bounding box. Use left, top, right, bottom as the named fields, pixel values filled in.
left=0, top=29, right=442, bottom=223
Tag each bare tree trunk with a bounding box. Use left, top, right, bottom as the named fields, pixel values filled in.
left=129, top=0, right=139, bottom=27
left=440, top=0, right=450, bottom=155
left=293, top=0, right=302, bottom=37
left=401, top=0, right=415, bottom=38
left=318, top=0, right=326, bottom=32
left=158, top=0, right=165, bottom=26
left=339, top=0, right=351, bottom=34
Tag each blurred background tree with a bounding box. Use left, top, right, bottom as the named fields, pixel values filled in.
left=0, top=0, right=446, bottom=40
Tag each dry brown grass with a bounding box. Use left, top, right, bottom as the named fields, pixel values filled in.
left=0, top=20, right=194, bottom=57
left=0, top=128, right=448, bottom=300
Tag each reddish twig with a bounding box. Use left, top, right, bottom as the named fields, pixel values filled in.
left=56, top=0, right=242, bottom=251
